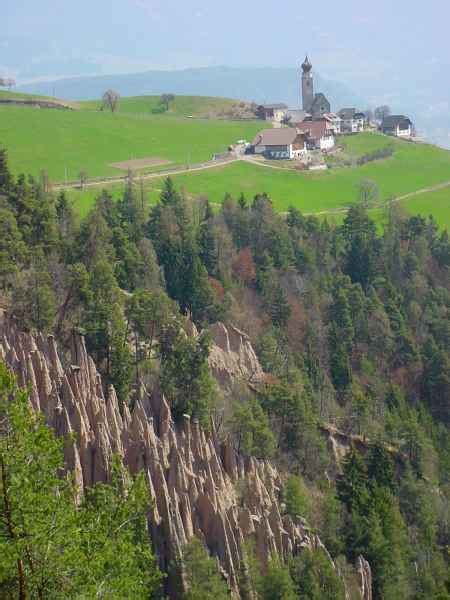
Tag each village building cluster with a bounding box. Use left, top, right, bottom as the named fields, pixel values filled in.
left=250, top=56, right=414, bottom=161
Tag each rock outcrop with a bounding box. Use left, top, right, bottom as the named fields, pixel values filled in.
left=357, top=556, right=373, bottom=600
left=320, top=423, right=406, bottom=478
left=208, top=322, right=265, bottom=390
left=0, top=314, right=329, bottom=595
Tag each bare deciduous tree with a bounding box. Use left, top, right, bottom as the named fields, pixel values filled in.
left=0, top=77, right=16, bottom=90
left=160, top=93, right=175, bottom=111
left=40, top=169, right=50, bottom=193
left=357, top=178, right=380, bottom=206
left=374, top=105, right=391, bottom=122
left=102, top=89, right=120, bottom=113
left=79, top=170, right=88, bottom=190
left=364, top=108, right=374, bottom=123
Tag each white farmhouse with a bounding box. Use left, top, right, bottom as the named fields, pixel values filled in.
left=381, top=115, right=413, bottom=138
left=323, top=112, right=342, bottom=134
left=252, top=128, right=307, bottom=159
left=338, top=108, right=366, bottom=133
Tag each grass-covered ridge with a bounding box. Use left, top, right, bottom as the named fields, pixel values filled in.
left=0, top=94, right=261, bottom=180
left=79, top=94, right=239, bottom=117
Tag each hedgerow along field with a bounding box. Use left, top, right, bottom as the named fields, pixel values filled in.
left=0, top=95, right=261, bottom=181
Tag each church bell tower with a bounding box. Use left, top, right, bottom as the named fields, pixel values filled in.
left=301, top=55, right=314, bottom=112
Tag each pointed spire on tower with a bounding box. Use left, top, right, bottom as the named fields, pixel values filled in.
left=302, top=55, right=312, bottom=72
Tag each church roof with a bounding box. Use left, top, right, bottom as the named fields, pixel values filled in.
left=311, top=93, right=329, bottom=106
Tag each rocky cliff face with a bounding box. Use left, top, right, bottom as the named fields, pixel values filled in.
left=0, top=313, right=371, bottom=598
left=208, top=322, right=265, bottom=390
left=0, top=315, right=324, bottom=591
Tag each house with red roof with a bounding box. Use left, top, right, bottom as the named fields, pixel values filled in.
left=295, top=119, right=335, bottom=151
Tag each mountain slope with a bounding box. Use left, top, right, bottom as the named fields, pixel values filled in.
left=17, top=65, right=365, bottom=109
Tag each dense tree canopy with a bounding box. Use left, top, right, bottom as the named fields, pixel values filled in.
left=0, top=147, right=449, bottom=599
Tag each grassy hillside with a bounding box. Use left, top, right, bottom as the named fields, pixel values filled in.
left=398, top=187, right=450, bottom=229
left=1, top=92, right=449, bottom=228
left=163, top=138, right=450, bottom=209
left=80, top=95, right=239, bottom=117
left=0, top=101, right=261, bottom=180
left=340, top=131, right=394, bottom=156
left=65, top=133, right=450, bottom=227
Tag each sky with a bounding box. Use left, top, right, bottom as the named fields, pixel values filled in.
left=2, top=0, right=450, bottom=144
left=2, top=0, right=448, bottom=84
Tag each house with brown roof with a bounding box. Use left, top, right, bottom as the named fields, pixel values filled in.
left=295, top=119, right=336, bottom=151
left=252, top=128, right=307, bottom=159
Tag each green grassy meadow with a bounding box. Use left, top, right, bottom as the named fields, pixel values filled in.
left=165, top=138, right=450, bottom=209
left=340, top=132, right=394, bottom=156
left=397, top=187, right=450, bottom=230
left=65, top=131, right=450, bottom=228
left=1, top=93, right=449, bottom=228
left=0, top=100, right=261, bottom=181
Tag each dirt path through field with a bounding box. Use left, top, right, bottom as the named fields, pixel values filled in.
left=55, top=153, right=450, bottom=222
left=302, top=180, right=450, bottom=218
left=394, top=180, right=450, bottom=201
left=54, top=156, right=240, bottom=191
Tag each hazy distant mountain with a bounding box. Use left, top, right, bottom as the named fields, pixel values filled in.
left=17, top=66, right=365, bottom=112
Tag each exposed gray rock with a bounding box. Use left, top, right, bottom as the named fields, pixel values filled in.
left=357, top=556, right=373, bottom=600
left=0, top=314, right=369, bottom=598
left=208, top=322, right=265, bottom=389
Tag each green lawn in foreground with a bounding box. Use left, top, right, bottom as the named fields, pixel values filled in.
left=0, top=104, right=262, bottom=181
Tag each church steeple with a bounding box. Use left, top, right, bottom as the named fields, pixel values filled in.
left=302, top=55, right=312, bottom=73
left=301, top=54, right=314, bottom=112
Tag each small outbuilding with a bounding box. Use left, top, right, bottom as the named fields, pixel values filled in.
left=256, top=103, right=288, bottom=122
left=381, top=115, right=413, bottom=138
left=338, top=108, right=366, bottom=133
